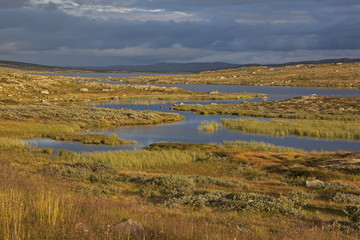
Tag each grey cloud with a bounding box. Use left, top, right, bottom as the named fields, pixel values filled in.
left=0, top=0, right=359, bottom=66
left=0, top=0, right=29, bottom=9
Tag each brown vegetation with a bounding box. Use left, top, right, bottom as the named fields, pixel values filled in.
left=119, top=62, right=360, bottom=88
left=1, top=141, right=360, bottom=239
left=0, top=70, right=263, bottom=104
left=172, top=95, right=360, bottom=120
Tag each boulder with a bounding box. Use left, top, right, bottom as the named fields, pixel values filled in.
left=40, top=90, right=49, bottom=94
left=79, top=88, right=88, bottom=92
left=112, top=219, right=144, bottom=238
left=306, top=180, right=324, bottom=188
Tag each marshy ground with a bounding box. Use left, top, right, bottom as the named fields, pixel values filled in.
left=173, top=95, right=360, bottom=141
left=0, top=65, right=359, bottom=239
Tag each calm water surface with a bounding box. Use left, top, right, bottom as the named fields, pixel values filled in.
left=26, top=74, right=360, bottom=152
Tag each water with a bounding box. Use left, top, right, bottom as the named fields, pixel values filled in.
left=25, top=78, right=360, bottom=153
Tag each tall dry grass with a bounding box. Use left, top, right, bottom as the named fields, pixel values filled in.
left=221, top=118, right=360, bottom=140
left=224, top=140, right=303, bottom=152
left=67, top=149, right=206, bottom=170
left=198, top=121, right=222, bottom=132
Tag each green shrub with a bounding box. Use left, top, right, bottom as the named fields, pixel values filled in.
left=331, top=193, right=360, bottom=204
left=324, top=182, right=358, bottom=191
left=190, top=175, right=249, bottom=190
left=48, top=162, right=116, bottom=184
left=344, top=205, right=360, bottom=226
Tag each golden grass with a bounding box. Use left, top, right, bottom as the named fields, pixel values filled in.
left=120, top=62, right=360, bottom=88
left=1, top=144, right=360, bottom=239
left=224, top=140, right=303, bottom=152
left=221, top=118, right=360, bottom=140
left=198, top=121, right=222, bottom=132
left=70, top=149, right=206, bottom=170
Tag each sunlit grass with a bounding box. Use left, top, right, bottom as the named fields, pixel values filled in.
left=198, top=121, right=222, bottom=132
left=224, top=140, right=303, bottom=152
left=221, top=118, right=360, bottom=140
left=68, top=149, right=207, bottom=170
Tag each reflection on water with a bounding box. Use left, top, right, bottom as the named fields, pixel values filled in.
left=26, top=78, right=360, bottom=153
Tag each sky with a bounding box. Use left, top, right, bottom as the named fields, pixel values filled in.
left=0, top=0, right=360, bottom=66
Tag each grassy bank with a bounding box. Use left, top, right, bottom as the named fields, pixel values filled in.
left=1, top=142, right=360, bottom=239
left=64, top=149, right=205, bottom=170
left=119, top=62, right=360, bottom=88
left=0, top=70, right=264, bottom=104
left=223, top=140, right=303, bottom=152
left=172, top=95, right=360, bottom=121
left=0, top=104, right=184, bottom=145
left=221, top=118, right=360, bottom=141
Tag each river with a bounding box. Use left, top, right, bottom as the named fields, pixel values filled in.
left=26, top=73, right=360, bottom=152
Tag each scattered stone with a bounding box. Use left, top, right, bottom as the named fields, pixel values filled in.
left=75, top=222, right=89, bottom=234
left=79, top=88, right=88, bottom=92
left=40, top=100, right=50, bottom=105
left=111, top=219, right=144, bottom=238
left=40, top=90, right=49, bottom=94
left=306, top=180, right=324, bottom=188
left=209, top=90, right=219, bottom=94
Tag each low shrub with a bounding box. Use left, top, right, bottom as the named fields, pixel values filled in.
left=344, top=205, right=360, bottom=226
left=331, top=192, right=360, bottom=204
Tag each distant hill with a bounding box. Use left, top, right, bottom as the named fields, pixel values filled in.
left=0, top=60, right=70, bottom=72
left=1, top=58, right=360, bottom=73
left=267, top=58, right=360, bottom=67
left=86, top=62, right=242, bottom=73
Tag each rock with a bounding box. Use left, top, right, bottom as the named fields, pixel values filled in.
left=209, top=90, right=219, bottom=94
left=102, top=89, right=110, bottom=92
left=306, top=180, right=324, bottom=188
left=75, top=222, right=89, bottom=234
left=112, top=219, right=144, bottom=238
left=40, top=90, right=49, bottom=94
left=79, top=88, right=88, bottom=92
left=40, top=100, right=50, bottom=105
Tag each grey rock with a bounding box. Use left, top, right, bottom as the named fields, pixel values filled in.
left=306, top=180, right=324, bottom=188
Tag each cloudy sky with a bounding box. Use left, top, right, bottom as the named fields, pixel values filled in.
left=0, top=0, right=360, bottom=66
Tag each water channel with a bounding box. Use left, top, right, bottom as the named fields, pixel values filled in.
left=27, top=73, right=360, bottom=153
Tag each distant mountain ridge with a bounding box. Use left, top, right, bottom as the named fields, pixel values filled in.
left=1, top=58, right=360, bottom=73
left=86, top=62, right=242, bottom=73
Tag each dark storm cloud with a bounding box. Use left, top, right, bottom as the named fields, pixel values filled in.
left=0, top=0, right=359, bottom=65
left=0, top=0, right=30, bottom=9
